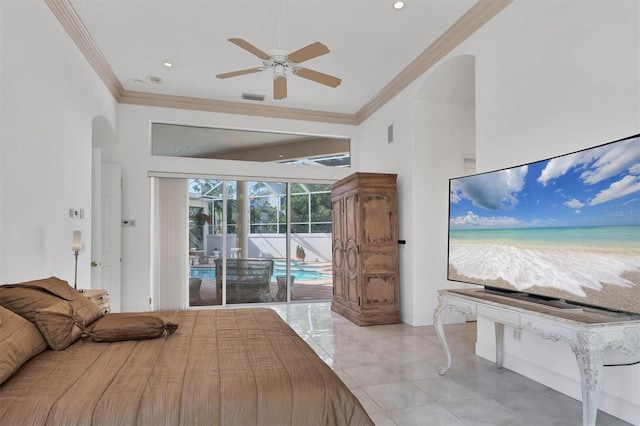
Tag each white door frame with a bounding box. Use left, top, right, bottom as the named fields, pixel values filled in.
left=91, top=153, right=122, bottom=311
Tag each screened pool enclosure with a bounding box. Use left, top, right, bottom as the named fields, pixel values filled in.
left=188, top=179, right=334, bottom=306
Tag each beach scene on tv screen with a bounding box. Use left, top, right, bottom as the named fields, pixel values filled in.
left=448, top=135, right=640, bottom=314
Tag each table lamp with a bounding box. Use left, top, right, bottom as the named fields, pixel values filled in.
left=72, top=230, right=82, bottom=290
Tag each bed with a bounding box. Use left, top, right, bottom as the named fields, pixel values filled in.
left=0, top=277, right=373, bottom=425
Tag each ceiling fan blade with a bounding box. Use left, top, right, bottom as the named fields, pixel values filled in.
left=293, top=67, right=341, bottom=88
left=216, top=67, right=264, bottom=79
left=228, top=38, right=271, bottom=60
left=274, top=76, right=287, bottom=100
left=287, top=42, right=330, bottom=64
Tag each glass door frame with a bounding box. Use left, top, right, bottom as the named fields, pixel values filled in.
left=188, top=176, right=333, bottom=308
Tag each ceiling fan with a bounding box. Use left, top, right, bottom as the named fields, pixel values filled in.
left=216, top=38, right=342, bottom=100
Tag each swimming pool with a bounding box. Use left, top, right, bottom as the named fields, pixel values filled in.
left=190, top=267, right=330, bottom=281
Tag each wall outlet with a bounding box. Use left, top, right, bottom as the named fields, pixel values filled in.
left=513, top=329, right=522, bottom=341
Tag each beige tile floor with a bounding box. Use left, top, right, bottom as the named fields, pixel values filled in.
left=268, top=302, right=632, bottom=426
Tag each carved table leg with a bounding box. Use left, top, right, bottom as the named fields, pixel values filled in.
left=434, top=294, right=452, bottom=375
left=572, top=331, right=604, bottom=426
left=495, top=322, right=504, bottom=369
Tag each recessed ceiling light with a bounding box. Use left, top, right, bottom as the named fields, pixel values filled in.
left=163, top=62, right=173, bottom=67
left=393, top=1, right=405, bottom=10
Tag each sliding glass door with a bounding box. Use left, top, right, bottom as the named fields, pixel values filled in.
left=188, top=178, right=333, bottom=307
left=289, top=183, right=333, bottom=303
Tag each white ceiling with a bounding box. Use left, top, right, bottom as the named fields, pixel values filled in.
left=68, top=0, right=483, bottom=115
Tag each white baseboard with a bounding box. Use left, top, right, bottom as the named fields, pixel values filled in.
left=409, top=310, right=467, bottom=326
left=476, top=340, right=640, bottom=425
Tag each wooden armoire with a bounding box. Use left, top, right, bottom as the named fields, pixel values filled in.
left=330, top=172, right=400, bottom=326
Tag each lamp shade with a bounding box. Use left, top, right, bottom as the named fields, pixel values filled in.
left=72, top=231, right=82, bottom=251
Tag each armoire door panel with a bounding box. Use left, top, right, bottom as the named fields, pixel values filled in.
left=331, top=196, right=346, bottom=305
left=344, top=192, right=359, bottom=242
left=347, top=278, right=360, bottom=310
left=345, top=239, right=359, bottom=279
left=332, top=241, right=345, bottom=303
left=362, top=193, right=396, bottom=245
left=362, top=251, right=397, bottom=270
left=363, top=274, right=397, bottom=304
left=332, top=239, right=344, bottom=271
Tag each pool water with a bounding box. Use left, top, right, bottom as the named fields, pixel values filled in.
left=190, top=267, right=330, bottom=281
left=189, top=268, right=214, bottom=279
left=276, top=270, right=330, bottom=281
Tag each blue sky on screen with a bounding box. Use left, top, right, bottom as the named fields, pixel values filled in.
left=449, top=136, right=640, bottom=229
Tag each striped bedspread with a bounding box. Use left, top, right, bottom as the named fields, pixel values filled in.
left=0, top=308, right=372, bottom=425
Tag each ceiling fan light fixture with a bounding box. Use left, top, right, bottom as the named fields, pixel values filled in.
left=273, top=63, right=287, bottom=78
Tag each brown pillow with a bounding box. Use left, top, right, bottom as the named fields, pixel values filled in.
left=35, top=302, right=85, bottom=350
left=0, top=305, right=48, bottom=385
left=82, top=313, right=178, bottom=342
left=0, top=276, right=103, bottom=325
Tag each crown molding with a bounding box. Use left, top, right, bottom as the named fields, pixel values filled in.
left=119, top=91, right=358, bottom=125
left=355, top=0, right=512, bottom=123
left=46, top=0, right=511, bottom=126
left=45, top=0, right=124, bottom=99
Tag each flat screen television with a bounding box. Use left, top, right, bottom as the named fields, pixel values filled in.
left=448, top=133, right=640, bottom=314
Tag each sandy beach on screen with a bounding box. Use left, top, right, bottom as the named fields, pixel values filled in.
left=448, top=265, right=640, bottom=315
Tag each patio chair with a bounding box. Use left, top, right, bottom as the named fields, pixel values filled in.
left=214, top=258, right=274, bottom=303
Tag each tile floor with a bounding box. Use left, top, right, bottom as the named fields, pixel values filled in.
left=267, top=302, right=632, bottom=426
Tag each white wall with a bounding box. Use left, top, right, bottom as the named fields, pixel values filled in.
left=474, top=0, right=639, bottom=169
left=357, top=55, right=477, bottom=325
left=0, top=0, right=117, bottom=286
left=0, top=1, right=4, bottom=279
left=207, top=234, right=332, bottom=262
left=357, top=0, right=639, bottom=422
left=357, top=92, right=417, bottom=323
left=466, top=1, right=639, bottom=423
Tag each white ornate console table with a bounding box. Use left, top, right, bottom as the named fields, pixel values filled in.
left=434, top=288, right=640, bottom=426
